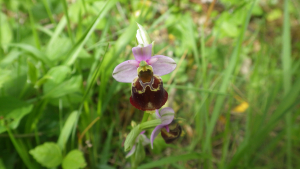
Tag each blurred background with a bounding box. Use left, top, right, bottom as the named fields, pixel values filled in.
left=0, top=0, right=300, bottom=168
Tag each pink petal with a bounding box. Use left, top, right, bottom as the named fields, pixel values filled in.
left=147, top=57, right=158, bottom=65
left=160, top=107, right=175, bottom=125
left=125, top=145, right=136, bottom=158
left=132, top=44, right=152, bottom=61
left=164, top=125, right=170, bottom=132
left=112, top=60, right=139, bottom=83
left=150, top=125, right=164, bottom=149
left=151, top=55, right=176, bottom=76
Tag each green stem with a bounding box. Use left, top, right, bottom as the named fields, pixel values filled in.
left=282, top=0, right=292, bottom=168
left=124, top=119, right=161, bottom=152
left=27, top=0, right=41, bottom=49
left=130, top=112, right=151, bottom=169
left=61, top=0, right=74, bottom=43
left=141, top=112, right=150, bottom=123
left=41, top=0, right=56, bottom=24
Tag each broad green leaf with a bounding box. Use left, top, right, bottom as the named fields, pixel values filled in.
left=29, top=142, right=62, bottom=168
left=45, top=66, right=72, bottom=85
left=221, top=22, right=239, bottom=37
left=43, top=75, right=82, bottom=99
left=0, top=97, right=33, bottom=133
left=43, top=65, right=80, bottom=99
left=0, top=69, right=11, bottom=88
left=45, top=37, right=72, bottom=62
left=0, top=50, right=21, bottom=67
left=57, top=111, right=78, bottom=150
left=0, top=13, right=13, bottom=48
left=62, top=150, right=87, bottom=169
left=8, top=44, right=52, bottom=67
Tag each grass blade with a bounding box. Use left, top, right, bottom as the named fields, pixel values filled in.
left=61, top=0, right=74, bottom=43
left=41, top=0, right=56, bottom=24
left=281, top=0, right=292, bottom=168
left=57, top=111, right=79, bottom=151
left=63, top=0, right=117, bottom=66
left=100, top=123, right=115, bottom=165
left=227, top=77, right=300, bottom=168
left=203, top=0, right=255, bottom=158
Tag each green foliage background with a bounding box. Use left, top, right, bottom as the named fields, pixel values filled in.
left=0, top=0, right=300, bottom=168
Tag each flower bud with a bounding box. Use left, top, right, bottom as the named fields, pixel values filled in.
left=161, top=120, right=182, bottom=144
left=136, top=23, right=151, bottom=46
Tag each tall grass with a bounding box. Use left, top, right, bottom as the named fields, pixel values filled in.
left=0, top=0, right=299, bottom=168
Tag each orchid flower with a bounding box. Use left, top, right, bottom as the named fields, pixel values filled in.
left=150, top=107, right=182, bottom=148
left=112, top=24, right=176, bottom=111
left=112, top=44, right=176, bottom=83
left=126, top=131, right=150, bottom=158
left=150, top=107, right=174, bottom=148
left=112, top=44, right=176, bottom=111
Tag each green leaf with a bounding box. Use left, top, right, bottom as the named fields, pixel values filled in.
left=27, top=59, right=38, bottom=84
left=0, top=69, right=11, bottom=88
left=0, top=13, right=13, bottom=47
left=44, top=66, right=72, bottom=86
left=0, top=158, right=7, bottom=169
left=43, top=75, right=82, bottom=99
left=267, top=9, right=282, bottom=21
left=57, top=111, right=78, bottom=150
left=62, top=150, right=87, bottom=169
left=124, top=125, right=141, bottom=152
left=221, top=22, right=239, bottom=37
left=124, top=119, right=161, bottom=152
left=29, top=142, right=62, bottom=168
left=8, top=44, right=52, bottom=67
left=0, top=50, right=21, bottom=67
left=45, top=37, right=72, bottom=62
left=43, top=66, right=82, bottom=99
left=0, top=96, right=33, bottom=133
